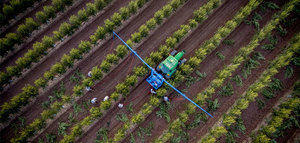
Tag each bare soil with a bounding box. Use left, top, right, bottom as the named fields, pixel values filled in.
left=0, top=0, right=132, bottom=105
left=0, top=0, right=52, bottom=37
left=0, top=0, right=92, bottom=69
left=122, top=0, right=293, bottom=142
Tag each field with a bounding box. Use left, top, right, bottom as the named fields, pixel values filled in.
left=0, top=0, right=299, bottom=142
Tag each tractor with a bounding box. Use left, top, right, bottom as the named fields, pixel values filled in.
left=156, top=50, right=187, bottom=79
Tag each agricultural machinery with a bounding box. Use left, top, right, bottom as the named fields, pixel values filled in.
left=112, top=32, right=213, bottom=118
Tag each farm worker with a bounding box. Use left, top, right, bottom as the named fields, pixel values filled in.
left=88, top=71, right=92, bottom=77
left=150, top=88, right=157, bottom=94
left=163, top=96, right=169, bottom=102
left=118, top=103, right=124, bottom=108
left=91, top=98, right=97, bottom=104
left=85, top=86, right=91, bottom=91
left=103, top=96, right=109, bottom=101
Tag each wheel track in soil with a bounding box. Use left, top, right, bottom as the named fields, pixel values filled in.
left=0, top=0, right=51, bottom=37
left=0, top=0, right=134, bottom=140
left=0, top=0, right=132, bottom=105
left=187, top=19, right=300, bottom=143
left=15, top=0, right=171, bottom=142
left=74, top=0, right=250, bottom=142
left=0, top=0, right=92, bottom=70
left=121, top=0, right=290, bottom=142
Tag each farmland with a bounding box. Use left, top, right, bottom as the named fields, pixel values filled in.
left=0, top=0, right=299, bottom=142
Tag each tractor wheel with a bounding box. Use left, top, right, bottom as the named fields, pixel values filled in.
left=170, top=50, right=177, bottom=56
left=156, top=66, right=161, bottom=71
left=179, top=58, right=187, bottom=66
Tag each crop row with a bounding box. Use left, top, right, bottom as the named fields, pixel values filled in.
left=9, top=0, right=155, bottom=142
left=0, top=0, right=75, bottom=58
left=200, top=25, right=299, bottom=143
left=252, top=81, right=300, bottom=142
left=99, top=0, right=260, bottom=142
left=0, top=0, right=41, bottom=25
left=0, top=0, right=116, bottom=91
left=0, top=0, right=148, bottom=123
left=168, top=2, right=297, bottom=142
left=102, top=0, right=263, bottom=142
left=57, top=0, right=192, bottom=142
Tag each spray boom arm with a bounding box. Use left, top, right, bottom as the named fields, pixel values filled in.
left=112, top=32, right=213, bottom=118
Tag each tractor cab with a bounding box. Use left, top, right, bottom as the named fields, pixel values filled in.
left=157, top=50, right=186, bottom=79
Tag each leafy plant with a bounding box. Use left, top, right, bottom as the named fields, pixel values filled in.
left=219, top=83, right=234, bottom=97
left=68, top=112, right=76, bottom=123
left=58, top=122, right=70, bottom=135
left=45, top=133, right=56, bottom=143
left=284, top=66, right=293, bottom=79
left=42, top=101, right=50, bottom=109
left=234, top=117, right=246, bottom=134
left=73, top=103, right=83, bottom=115
left=216, top=52, right=225, bottom=60
left=116, top=113, right=128, bottom=122
left=256, top=98, right=265, bottom=109
left=232, top=75, right=243, bottom=86
left=96, top=127, right=108, bottom=143
left=156, top=102, right=171, bottom=122
left=223, top=39, right=235, bottom=46
left=195, top=71, right=206, bottom=81
left=207, top=99, right=220, bottom=112
left=126, top=103, right=134, bottom=113
left=186, top=113, right=208, bottom=130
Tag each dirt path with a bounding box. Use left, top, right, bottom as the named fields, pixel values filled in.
left=0, top=0, right=52, bottom=37
left=0, top=0, right=132, bottom=105
left=0, top=0, right=92, bottom=70
left=122, top=0, right=290, bottom=142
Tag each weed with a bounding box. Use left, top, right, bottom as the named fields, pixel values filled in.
left=195, top=71, right=206, bottom=81
left=219, top=83, right=234, bottom=97
left=223, top=39, right=235, bottom=46
left=156, top=102, right=171, bottom=122
left=116, top=113, right=128, bottom=122
left=256, top=98, right=265, bottom=109
left=207, top=99, right=220, bottom=112
left=216, top=52, right=225, bottom=60
left=232, top=75, right=243, bottom=86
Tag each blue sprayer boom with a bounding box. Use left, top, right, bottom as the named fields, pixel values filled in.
left=112, top=32, right=213, bottom=118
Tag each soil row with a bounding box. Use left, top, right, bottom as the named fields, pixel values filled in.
left=0, top=0, right=130, bottom=105
left=1, top=0, right=167, bottom=141
left=30, top=0, right=200, bottom=142
left=74, top=0, right=251, bottom=142
left=122, top=0, right=291, bottom=142
left=0, top=0, right=51, bottom=37
left=0, top=0, right=92, bottom=69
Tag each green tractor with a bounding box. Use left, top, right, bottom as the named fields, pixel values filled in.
left=156, top=50, right=187, bottom=79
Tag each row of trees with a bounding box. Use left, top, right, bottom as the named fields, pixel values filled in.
left=0, top=0, right=115, bottom=90
left=10, top=0, right=149, bottom=142
left=0, top=0, right=75, bottom=58
left=154, top=0, right=264, bottom=142
left=60, top=0, right=189, bottom=142
left=201, top=6, right=299, bottom=141
left=0, top=0, right=41, bottom=25
left=253, top=81, right=299, bottom=143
